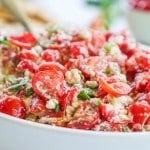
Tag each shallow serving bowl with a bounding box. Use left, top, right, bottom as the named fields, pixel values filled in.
left=126, top=8, right=150, bottom=45
left=0, top=113, right=150, bottom=150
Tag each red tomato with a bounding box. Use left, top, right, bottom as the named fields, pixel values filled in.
left=99, top=78, right=131, bottom=96
left=99, top=104, right=116, bottom=122
left=70, top=42, right=89, bottom=58
left=56, top=81, right=68, bottom=97
left=29, top=97, right=47, bottom=116
left=64, top=59, right=76, bottom=70
left=119, top=42, right=139, bottom=57
left=0, top=96, right=26, bottom=118
left=136, top=52, right=150, bottom=70
left=91, top=30, right=106, bottom=48
left=41, top=49, right=60, bottom=62
left=146, top=81, right=150, bottom=92
left=130, top=0, right=150, bottom=11
left=32, top=70, right=64, bottom=99
left=19, top=50, right=39, bottom=62
left=48, top=111, right=65, bottom=118
left=59, top=87, right=79, bottom=111
left=133, top=72, right=150, bottom=92
left=126, top=55, right=139, bottom=72
left=17, top=59, right=38, bottom=73
left=9, top=33, right=37, bottom=49
left=67, top=102, right=99, bottom=130
left=38, top=62, right=66, bottom=75
left=77, top=56, right=107, bottom=78
left=129, top=101, right=150, bottom=125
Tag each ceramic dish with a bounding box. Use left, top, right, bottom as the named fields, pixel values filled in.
left=0, top=113, right=150, bottom=150
left=126, top=8, right=150, bottom=45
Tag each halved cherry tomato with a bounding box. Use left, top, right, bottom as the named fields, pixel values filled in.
left=99, top=78, right=131, bottom=96
left=41, top=49, right=60, bottom=62
left=17, top=59, right=38, bottom=73
left=29, top=97, right=47, bottom=116
left=38, top=62, right=66, bottom=75
left=9, top=33, right=37, bottom=49
left=0, top=96, right=26, bottom=118
left=77, top=56, right=107, bottom=78
left=67, top=102, right=99, bottom=130
left=32, top=70, right=64, bottom=99
left=129, top=101, right=150, bottom=125
left=19, top=50, right=39, bottom=62
left=70, top=42, right=89, bottom=58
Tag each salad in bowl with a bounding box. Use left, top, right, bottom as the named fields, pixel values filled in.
left=0, top=26, right=150, bottom=133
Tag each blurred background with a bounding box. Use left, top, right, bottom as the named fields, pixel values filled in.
left=0, top=0, right=126, bottom=32
left=0, top=0, right=150, bottom=44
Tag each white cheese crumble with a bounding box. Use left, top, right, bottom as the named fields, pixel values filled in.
left=65, top=69, right=82, bottom=85
left=46, top=99, right=59, bottom=109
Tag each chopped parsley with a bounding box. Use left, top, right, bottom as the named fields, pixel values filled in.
left=26, top=87, right=34, bottom=97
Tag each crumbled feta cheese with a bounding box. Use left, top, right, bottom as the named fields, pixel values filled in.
left=106, top=62, right=121, bottom=75
left=85, top=81, right=98, bottom=89
left=65, top=69, right=82, bottom=85
left=46, top=99, right=59, bottom=109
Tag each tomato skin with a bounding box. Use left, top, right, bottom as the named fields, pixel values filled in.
left=99, top=78, right=131, bottom=96
left=41, top=49, right=60, bottom=62
left=129, top=101, right=150, bottom=125
left=29, top=97, right=47, bottom=116
left=119, top=42, right=139, bottom=58
left=38, top=62, right=66, bottom=75
left=67, top=102, right=99, bottom=130
left=19, top=50, right=39, bottom=62
left=32, top=70, right=64, bottom=99
left=136, top=52, right=150, bottom=70
left=77, top=56, right=107, bottom=78
left=99, top=104, right=116, bottom=122
left=17, top=59, right=38, bottom=73
left=0, top=96, right=26, bottom=118
left=59, top=87, right=79, bottom=111
left=70, top=42, right=89, bottom=58
left=9, top=33, right=37, bottom=49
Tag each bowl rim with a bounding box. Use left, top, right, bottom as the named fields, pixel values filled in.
left=0, top=112, right=150, bottom=137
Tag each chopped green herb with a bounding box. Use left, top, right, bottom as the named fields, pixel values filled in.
left=78, top=90, right=90, bottom=100
left=5, top=75, right=17, bottom=84
left=0, top=37, right=11, bottom=46
left=104, top=43, right=113, bottom=54
left=84, top=88, right=96, bottom=97
left=78, top=88, right=96, bottom=100
left=55, top=104, right=60, bottom=112
left=90, top=98, right=103, bottom=106
left=96, top=98, right=103, bottom=106
left=8, top=77, right=28, bottom=91
left=26, top=87, right=34, bottom=97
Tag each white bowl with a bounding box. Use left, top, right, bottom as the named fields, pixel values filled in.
left=126, top=8, right=150, bottom=45
left=0, top=113, right=150, bottom=150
